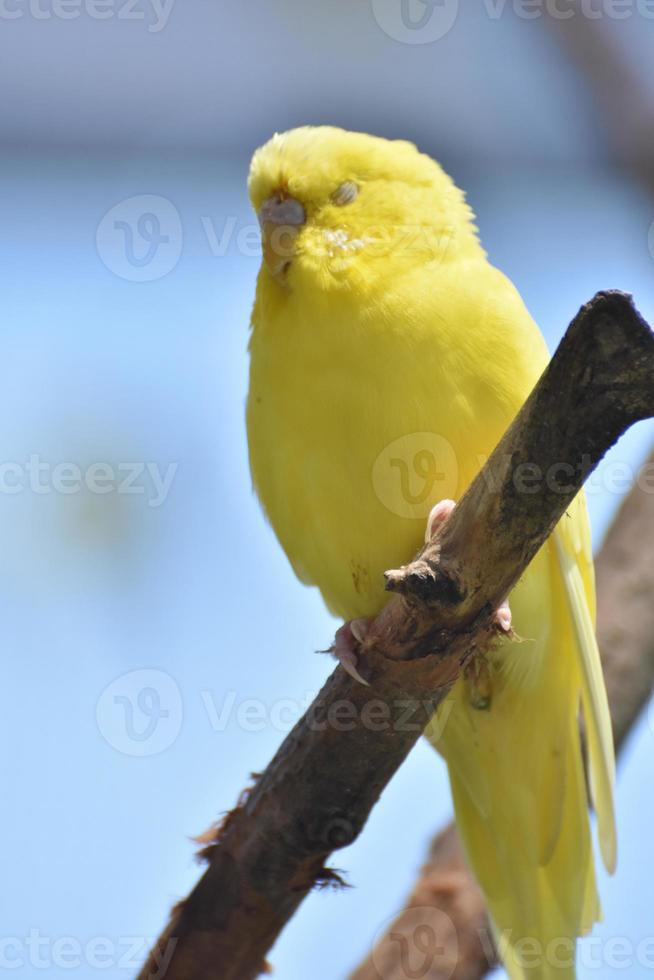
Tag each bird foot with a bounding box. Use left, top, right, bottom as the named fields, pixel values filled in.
left=425, top=498, right=512, bottom=632
left=424, top=498, right=457, bottom=543
left=331, top=618, right=371, bottom=686
left=495, top=597, right=512, bottom=633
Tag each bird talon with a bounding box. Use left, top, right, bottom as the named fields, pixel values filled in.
left=349, top=617, right=369, bottom=644
left=495, top=597, right=512, bottom=633
left=425, top=498, right=456, bottom=543
left=332, top=619, right=371, bottom=686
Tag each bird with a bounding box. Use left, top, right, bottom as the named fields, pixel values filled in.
left=246, top=125, right=616, bottom=979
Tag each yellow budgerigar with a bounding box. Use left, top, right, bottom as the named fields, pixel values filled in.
left=246, top=126, right=616, bottom=979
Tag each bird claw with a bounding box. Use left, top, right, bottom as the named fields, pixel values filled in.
left=425, top=498, right=456, bottom=543
left=332, top=618, right=371, bottom=686
left=425, top=499, right=512, bottom=632
left=495, top=597, right=512, bottom=633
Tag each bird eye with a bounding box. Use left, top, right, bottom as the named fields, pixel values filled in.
left=331, top=181, right=359, bottom=206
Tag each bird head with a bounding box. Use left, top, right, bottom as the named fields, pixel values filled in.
left=248, top=126, right=482, bottom=293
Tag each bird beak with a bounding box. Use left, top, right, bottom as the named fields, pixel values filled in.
left=258, top=194, right=306, bottom=282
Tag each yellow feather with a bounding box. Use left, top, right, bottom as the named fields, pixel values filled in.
left=554, top=517, right=617, bottom=874
left=246, top=126, right=616, bottom=979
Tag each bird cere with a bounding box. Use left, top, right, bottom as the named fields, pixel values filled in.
left=246, top=126, right=616, bottom=980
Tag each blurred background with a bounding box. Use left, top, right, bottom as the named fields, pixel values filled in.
left=1, top=2, right=653, bottom=977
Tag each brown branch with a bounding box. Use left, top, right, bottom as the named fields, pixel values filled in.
left=595, top=449, right=654, bottom=751
left=349, top=450, right=654, bottom=980
left=139, top=291, right=654, bottom=980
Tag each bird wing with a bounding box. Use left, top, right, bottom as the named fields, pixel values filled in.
left=554, top=495, right=617, bottom=874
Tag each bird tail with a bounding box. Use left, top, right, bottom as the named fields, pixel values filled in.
left=445, top=719, right=598, bottom=979
left=427, top=517, right=614, bottom=979
left=553, top=522, right=616, bottom=875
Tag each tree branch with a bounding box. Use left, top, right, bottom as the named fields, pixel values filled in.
left=595, top=451, right=654, bottom=751
left=139, top=291, right=654, bottom=980
left=349, top=448, right=654, bottom=980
